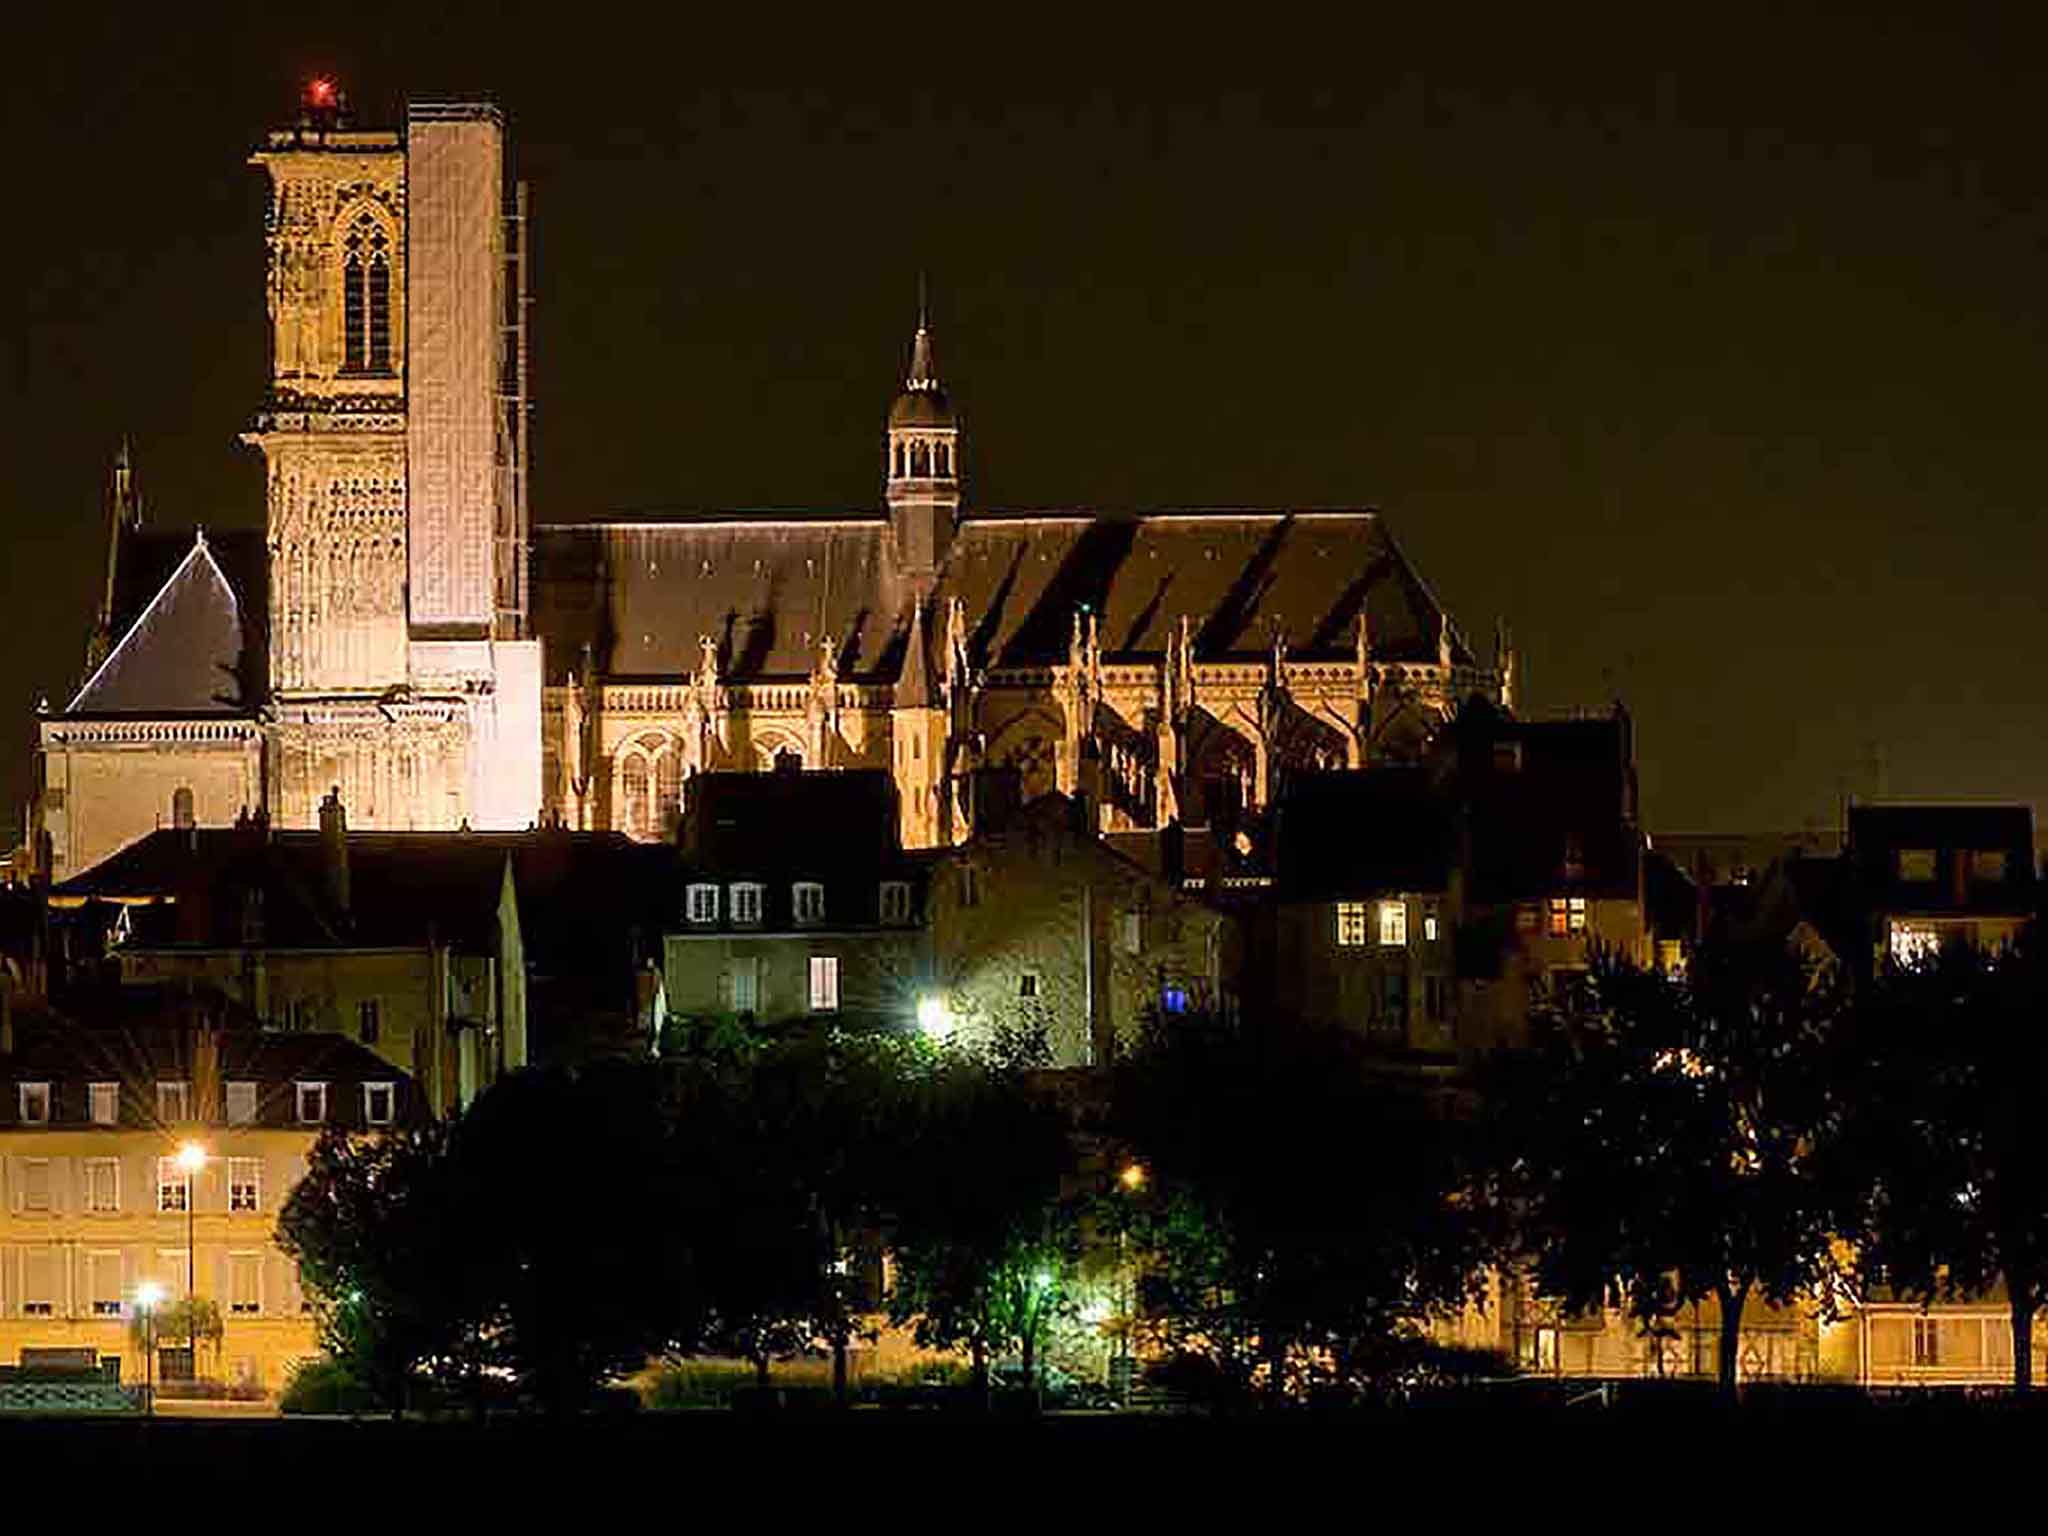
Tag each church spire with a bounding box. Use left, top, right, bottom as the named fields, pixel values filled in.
left=886, top=283, right=961, bottom=587
left=907, top=274, right=938, bottom=391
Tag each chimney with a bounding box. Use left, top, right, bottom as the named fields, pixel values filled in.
left=319, top=786, right=350, bottom=921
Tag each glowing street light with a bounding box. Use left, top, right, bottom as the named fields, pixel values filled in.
left=915, top=994, right=953, bottom=1040
left=136, top=1281, right=165, bottom=1416
left=1118, top=1161, right=1147, bottom=1193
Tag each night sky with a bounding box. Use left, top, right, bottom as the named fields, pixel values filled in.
left=9, top=6, right=2047, bottom=843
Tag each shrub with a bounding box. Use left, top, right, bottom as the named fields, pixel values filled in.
left=279, top=1358, right=379, bottom=1417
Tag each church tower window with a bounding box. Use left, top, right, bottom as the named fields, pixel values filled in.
left=340, top=211, right=393, bottom=375
left=171, top=786, right=195, bottom=830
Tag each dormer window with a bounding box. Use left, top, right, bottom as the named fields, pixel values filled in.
left=157, top=1081, right=192, bottom=1125
left=793, top=882, right=826, bottom=926
left=362, top=1083, right=395, bottom=1128
left=687, top=883, right=720, bottom=926
left=730, top=883, right=764, bottom=927
left=1897, top=848, right=1938, bottom=883
left=879, top=881, right=912, bottom=925
left=1971, top=849, right=2009, bottom=883
left=18, top=1083, right=50, bottom=1126
left=295, top=1082, right=329, bottom=1126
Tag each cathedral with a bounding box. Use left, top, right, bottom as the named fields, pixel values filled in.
left=34, top=92, right=1514, bottom=879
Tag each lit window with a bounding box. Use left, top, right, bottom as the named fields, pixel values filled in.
left=20, top=1158, right=51, bottom=1212
left=1569, top=897, right=1588, bottom=934
left=793, top=883, right=826, bottom=926
left=1913, top=1316, right=1940, bottom=1367
left=228, top=1158, right=260, bottom=1213
left=358, top=998, right=381, bottom=1046
left=295, top=1082, right=328, bottom=1126
left=89, top=1082, right=119, bottom=1126
left=157, top=1157, right=190, bottom=1213
left=730, top=883, right=763, bottom=927
left=1160, top=984, right=1189, bottom=1015
left=808, top=955, right=840, bottom=1012
left=362, top=1083, right=395, bottom=1128
left=1336, top=902, right=1368, bottom=947
left=1378, top=901, right=1408, bottom=947
left=1897, top=848, right=1938, bottom=882
left=687, top=883, right=720, bottom=925
left=1423, top=910, right=1440, bottom=943
left=83, top=1157, right=119, bottom=1213
left=157, top=1081, right=191, bottom=1125
left=1548, top=899, right=1569, bottom=938
left=1019, top=972, right=1039, bottom=1000
left=879, top=881, right=912, bottom=925
left=1534, top=1326, right=1559, bottom=1371
left=18, top=1082, right=50, bottom=1125
left=1120, top=913, right=1143, bottom=954
left=229, top=1252, right=262, bottom=1316
left=1516, top=904, right=1540, bottom=933
left=1889, top=923, right=1939, bottom=968
left=225, top=1081, right=258, bottom=1127
left=1972, top=849, right=2009, bottom=882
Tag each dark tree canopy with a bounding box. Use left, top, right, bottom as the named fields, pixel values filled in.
left=1842, top=933, right=2048, bottom=1391
left=1481, top=939, right=1856, bottom=1396
left=1107, top=1011, right=1490, bottom=1402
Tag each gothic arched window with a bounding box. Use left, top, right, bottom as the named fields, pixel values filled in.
left=937, top=442, right=951, bottom=476
left=911, top=441, right=930, bottom=477
left=622, top=754, right=650, bottom=840
left=893, top=441, right=906, bottom=478
left=655, top=749, right=682, bottom=838
left=340, top=211, right=393, bottom=375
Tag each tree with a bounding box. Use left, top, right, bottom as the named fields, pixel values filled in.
left=1843, top=933, right=2048, bottom=1391
left=1482, top=939, right=1854, bottom=1399
left=450, top=1062, right=696, bottom=1412
left=278, top=1121, right=483, bottom=1413
left=1108, top=1011, right=1489, bottom=1404
left=884, top=1042, right=1077, bottom=1395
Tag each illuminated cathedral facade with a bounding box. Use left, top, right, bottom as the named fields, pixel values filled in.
left=35, top=92, right=1515, bottom=879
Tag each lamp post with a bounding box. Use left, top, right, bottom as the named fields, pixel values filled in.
left=174, top=1141, right=207, bottom=1382
left=136, top=1281, right=164, bottom=1416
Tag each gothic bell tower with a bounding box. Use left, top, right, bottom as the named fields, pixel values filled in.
left=885, top=303, right=961, bottom=590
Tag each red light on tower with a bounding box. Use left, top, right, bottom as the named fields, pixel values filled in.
left=306, top=77, right=337, bottom=109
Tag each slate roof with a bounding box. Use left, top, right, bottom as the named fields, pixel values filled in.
left=1273, top=768, right=1455, bottom=900
left=0, top=1000, right=420, bottom=1131
left=1452, top=704, right=1642, bottom=904
left=64, top=530, right=265, bottom=718
left=55, top=827, right=679, bottom=1018
left=1844, top=804, right=2038, bottom=918
left=530, top=509, right=1466, bottom=685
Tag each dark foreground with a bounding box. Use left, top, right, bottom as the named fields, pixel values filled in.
left=12, top=1392, right=2048, bottom=1511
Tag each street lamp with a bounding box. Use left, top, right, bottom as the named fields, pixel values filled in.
left=136, top=1280, right=165, bottom=1416
left=174, top=1141, right=207, bottom=1304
